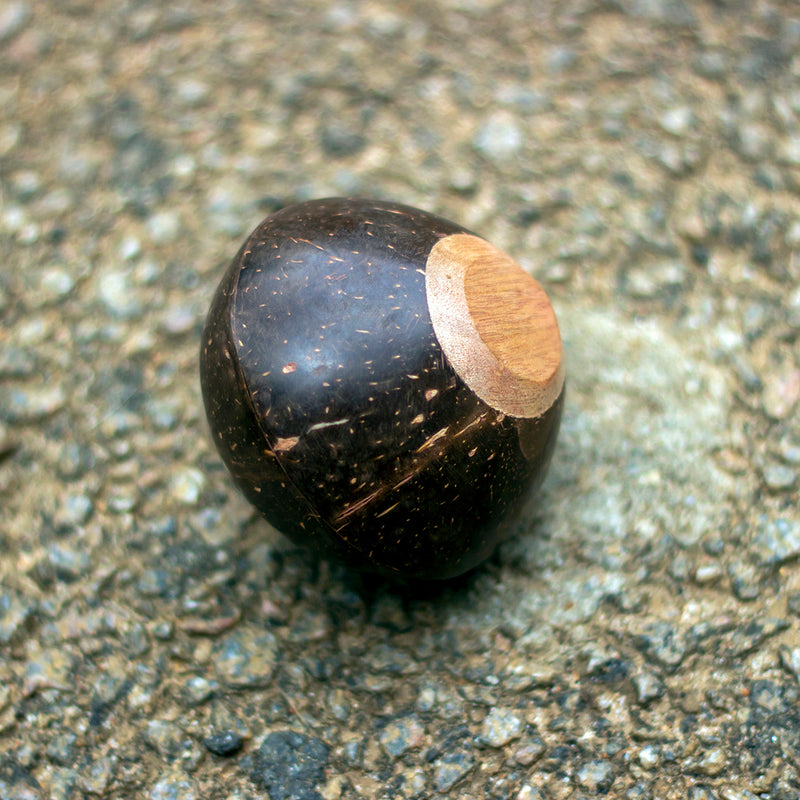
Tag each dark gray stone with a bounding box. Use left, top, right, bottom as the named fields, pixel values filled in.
left=432, top=750, right=474, bottom=793
left=250, top=731, right=328, bottom=800
left=204, top=731, right=243, bottom=757
left=634, top=622, right=687, bottom=671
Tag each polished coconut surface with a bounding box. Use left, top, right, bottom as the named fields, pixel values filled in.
left=201, top=198, right=563, bottom=579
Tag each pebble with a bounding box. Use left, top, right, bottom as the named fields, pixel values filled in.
left=735, top=123, right=770, bottom=161
left=622, top=259, right=687, bottom=299
left=38, top=268, right=74, bottom=303
left=720, top=790, right=760, bottom=800
left=160, top=305, right=197, bottom=336
left=762, top=463, right=797, bottom=491
left=182, top=676, right=219, bottom=707
left=432, top=750, right=474, bottom=793
left=326, top=689, right=350, bottom=722
left=176, top=79, right=209, bottom=107
left=0, top=345, right=36, bottom=378
left=516, top=788, right=545, bottom=800
left=656, top=141, right=694, bottom=175
left=0, top=570, right=25, bottom=627
left=629, top=0, right=695, bottom=25
left=363, top=642, right=416, bottom=675
left=473, top=112, right=523, bottom=163
left=632, top=670, right=665, bottom=705
left=48, top=543, right=91, bottom=581
left=342, top=740, right=359, bottom=766
left=379, top=715, right=425, bottom=758
left=147, top=516, right=178, bottom=540
left=54, top=492, right=94, bottom=531
left=46, top=730, right=77, bottom=766
left=693, top=563, right=723, bottom=585
left=726, top=617, right=788, bottom=658
left=479, top=707, right=524, bottom=747
left=447, top=167, right=478, bottom=196
left=659, top=106, right=693, bottom=137
left=213, top=630, right=279, bottom=688
left=169, top=468, right=205, bottom=505
left=2, top=206, right=26, bottom=236
left=513, top=736, right=546, bottom=766
left=203, top=731, right=243, bottom=757
left=634, top=621, right=686, bottom=671
left=576, top=759, right=616, bottom=793
left=694, top=49, right=727, bottom=78
left=0, top=2, right=31, bottom=43
left=97, top=271, right=142, bottom=319
left=152, top=620, right=174, bottom=640
left=125, top=623, right=150, bottom=657
left=89, top=673, right=129, bottom=727
left=81, top=756, right=117, bottom=796
left=753, top=515, right=800, bottom=565
left=638, top=744, right=661, bottom=769
left=762, top=370, right=800, bottom=419
left=0, top=776, right=39, bottom=800
left=787, top=592, right=800, bottom=618
left=106, top=488, right=138, bottom=514
left=118, top=235, right=142, bottom=261
left=778, top=645, right=800, bottom=679
left=669, top=553, right=691, bottom=582
left=505, top=659, right=557, bottom=691
left=496, top=85, right=550, bottom=113
left=99, top=411, right=140, bottom=440
left=777, top=438, right=800, bottom=464
left=0, top=385, right=65, bottom=423
left=11, top=169, right=40, bottom=200
left=547, top=46, right=577, bottom=72
left=144, top=720, right=189, bottom=760
left=148, top=398, right=181, bottom=430
left=146, top=210, right=180, bottom=244
left=319, top=120, right=366, bottom=157
left=400, top=768, right=427, bottom=798
left=584, top=644, right=628, bottom=681
left=416, top=685, right=437, bottom=713
left=136, top=568, right=177, bottom=599
left=369, top=592, right=412, bottom=631
left=250, top=731, right=329, bottom=800
left=149, top=775, right=197, bottom=800
left=729, top=355, right=761, bottom=393
left=289, top=609, right=331, bottom=644
left=46, top=767, right=79, bottom=800
left=205, top=186, right=248, bottom=237
left=23, top=646, right=73, bottom=694
left=36, top=191, right=70, bottom=219
left=0, top=121, right=20, bottom=157
left=689, top=788, right=719, bottom=800
left=727, top=561, right=761, bottom=601
left=778, top=136, right=800, bottom=166
left=695, top=747, right=727, bottom=776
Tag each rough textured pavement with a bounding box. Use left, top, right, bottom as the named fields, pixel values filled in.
left=1, top=2, right=800, bottom=798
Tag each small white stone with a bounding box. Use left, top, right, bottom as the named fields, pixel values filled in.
left=170, top=468, right=206, bottom=505
left=473, top=112, right=523, bottom=163
left=639, top=744, right=660, bottom=769
left=146, top=210, right=180, bottom=244
left=479, top=707, right=523, bottom=747
left=659, top=106, right=693, bottom=136
left=119, top=236, right=142, bottom=261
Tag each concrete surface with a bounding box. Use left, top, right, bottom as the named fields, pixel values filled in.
left=1, top=1, right=800, bottom=798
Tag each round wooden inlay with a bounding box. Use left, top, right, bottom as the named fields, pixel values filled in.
left=425, top=233, right=564, bottom=418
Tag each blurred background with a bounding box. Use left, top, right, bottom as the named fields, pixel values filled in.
left=1, top=1, right=800, bottom=798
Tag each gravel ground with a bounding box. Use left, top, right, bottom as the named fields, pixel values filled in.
left=2, top=1, right=800, bottom=798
